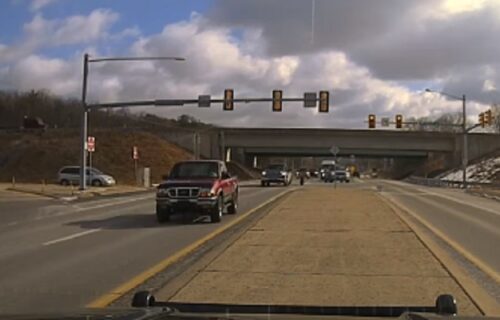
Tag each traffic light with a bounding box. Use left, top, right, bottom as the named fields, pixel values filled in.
left=479, top=112, right=485, bottom=127
left=223, top=89, right=234, bottom=111
left=484, top=109, right=492, bottom=126
left=319, top=91, right=329, bottom=113
left=395, top=114, right=403, bottom=129
left=368, top=114, right=376, bottom=128
left=272, top=90, right=283, bottom=112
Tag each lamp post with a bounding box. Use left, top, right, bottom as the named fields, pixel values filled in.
left=79, top=54, right=185, bottom=190
left=425, top=89, right=467, bottom=189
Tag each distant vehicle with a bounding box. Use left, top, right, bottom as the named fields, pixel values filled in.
left=323, top=168, right=350, bottom=183
left=155, top=160, right=238, bottom=223
left=261, top=164, right=293, bottom=186
left=320, top=164, right=335, bottom=180
left=57, top=166, right=116, bottom=187
left=22, top=116, right=47, bottom=131
left=309, top=168, right=319, bottom=177
left=296, top=168, right=310, bottom=179
left=346, top=164, right=359, bottom=178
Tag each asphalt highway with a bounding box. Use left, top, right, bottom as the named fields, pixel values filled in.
left=0, top=183, right=291, bottom=313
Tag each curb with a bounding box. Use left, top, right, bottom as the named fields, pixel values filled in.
left=376, top=192, right=500, bottom=316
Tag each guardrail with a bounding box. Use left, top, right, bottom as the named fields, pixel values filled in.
left=405, top=176, right=500, bottom=189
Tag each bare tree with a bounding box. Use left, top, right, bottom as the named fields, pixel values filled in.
left=406, top=112, right=464, bottom=133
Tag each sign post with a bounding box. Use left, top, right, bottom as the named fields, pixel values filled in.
left=87, top=136, right=95, bottom=169
left=330, top=145, right=339, bottom=189
left=132, top=146, right=139, bottom=184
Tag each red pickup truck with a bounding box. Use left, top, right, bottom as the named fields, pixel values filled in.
left=156, top=160, right=239, bottom=223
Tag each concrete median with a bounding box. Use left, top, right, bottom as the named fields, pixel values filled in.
left=157, top=187, right=480, bottom=315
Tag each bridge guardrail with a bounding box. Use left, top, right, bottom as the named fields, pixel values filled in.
left=405, top=176, right=500, bottom=189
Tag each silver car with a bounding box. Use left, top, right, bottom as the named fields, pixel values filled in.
left=57, top=166, right=116, bottom=187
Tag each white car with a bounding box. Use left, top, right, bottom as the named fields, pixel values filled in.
left=57, top=166, right=116, bottom=187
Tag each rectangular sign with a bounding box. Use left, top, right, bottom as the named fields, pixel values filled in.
left=381, top=117, right=390, bottom=127
left=132, top=146, right=139, bottom=160
left=198, top=95, right=211, bottom=107
left=87, top=136, right=95, bottom=152
left=304, top=92, right=317, bottom=108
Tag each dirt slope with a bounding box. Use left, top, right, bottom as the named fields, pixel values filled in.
left=0, top=129, right=192, bottom=185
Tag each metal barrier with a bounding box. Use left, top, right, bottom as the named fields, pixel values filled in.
left=405, top=176, right=500, bottom=189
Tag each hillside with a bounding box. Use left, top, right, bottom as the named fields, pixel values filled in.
left=0, top=129, right=192, bottom=185
left=440, top=150, right=500, bottom=184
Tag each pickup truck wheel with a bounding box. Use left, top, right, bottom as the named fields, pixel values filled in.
left=156, top=205, right=170, bottom=223
left=227, top=192, right=238, bottom=215
left=60, top=179, right=70, bottom=186
left=210, top=195, right=223, bottom=223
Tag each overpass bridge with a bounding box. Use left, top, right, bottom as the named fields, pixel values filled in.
left=160, top=127, right=500, bottom=168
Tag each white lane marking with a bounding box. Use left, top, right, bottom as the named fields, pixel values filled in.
left=43, top=229, right=101, bottom=246
left=73, top=195, right=153, bottom=212
left=7, top=221, right=18, bottom=226
left=383, top=180, right=500, bottom=217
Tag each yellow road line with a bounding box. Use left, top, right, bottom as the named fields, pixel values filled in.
left=380, top=186, right=500, bottom=284
left=378, top=192, right=500, bottom=315
left=86, top=188, right=294, bottom=308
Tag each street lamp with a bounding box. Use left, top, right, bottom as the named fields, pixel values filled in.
left=425, top=88, right=467, bottom=189
left=79, top=54, right=185, bottom=190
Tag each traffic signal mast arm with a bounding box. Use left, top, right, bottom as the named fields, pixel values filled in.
left=87, top=97, right=323, bottom=109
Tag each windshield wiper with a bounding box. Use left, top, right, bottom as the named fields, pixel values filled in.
left=131, top=291, right=458, bottom=317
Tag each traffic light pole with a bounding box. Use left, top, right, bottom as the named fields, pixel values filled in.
left=79, top=54, right=89, bottom=191
left=462, top=94, right=467, bottom=190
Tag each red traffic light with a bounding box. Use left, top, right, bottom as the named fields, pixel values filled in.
left=484, top=110, right=492, bottom=126
left=395, top=114, right=403, bottom=129
left=479, top=112, right=485, bottom=127
left=223, top=89, right=234, bottom=111
left=368, top=114, right=376, bottom=128
left=272, top=90, right=283, bottom=112
left=319, top=91, right=329, bottom=113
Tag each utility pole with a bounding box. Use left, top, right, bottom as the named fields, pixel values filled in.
left=79, top=53, right=89, bottom=191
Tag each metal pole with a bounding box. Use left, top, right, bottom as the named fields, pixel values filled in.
left=79, top=53, right=89, bottom=190
left=89, top=151, right=93, bottom=170
left=462, top=94, right=468, bottom=189
left=334, top=153, right=337, bottom=189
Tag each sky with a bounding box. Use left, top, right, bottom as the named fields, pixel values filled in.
left=1, top=0, right=499, bottom=128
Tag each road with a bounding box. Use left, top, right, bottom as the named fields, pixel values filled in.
left=1, top=179, right=498, bottom=313
left=0, top=183, right=291, bottom=313
left=374, top=180, right=500, bottom=288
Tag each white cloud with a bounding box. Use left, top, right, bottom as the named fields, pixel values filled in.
left=0, top=6, right=493, bottom=128
left=52, top=9, right=119, bottom=45
left=30, top=0, right=58, bottom=11
left=5, top=55, right=80, bottom=96
left=0, top=9, right=121, bottom=64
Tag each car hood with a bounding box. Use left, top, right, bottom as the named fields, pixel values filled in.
left=159, top=179, right=216, bottom=189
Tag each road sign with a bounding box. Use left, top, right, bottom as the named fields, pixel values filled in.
left=87, top=136, right=95, bottom=152
left=330, top=145, right=339, bottom=155
left=198, top=95, right=211, bottom=107
left=381, top=117, right=390, bottom=127
left=304, top=92, right=317, bottom=108
left=132, top=146, right=139, bottom=160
